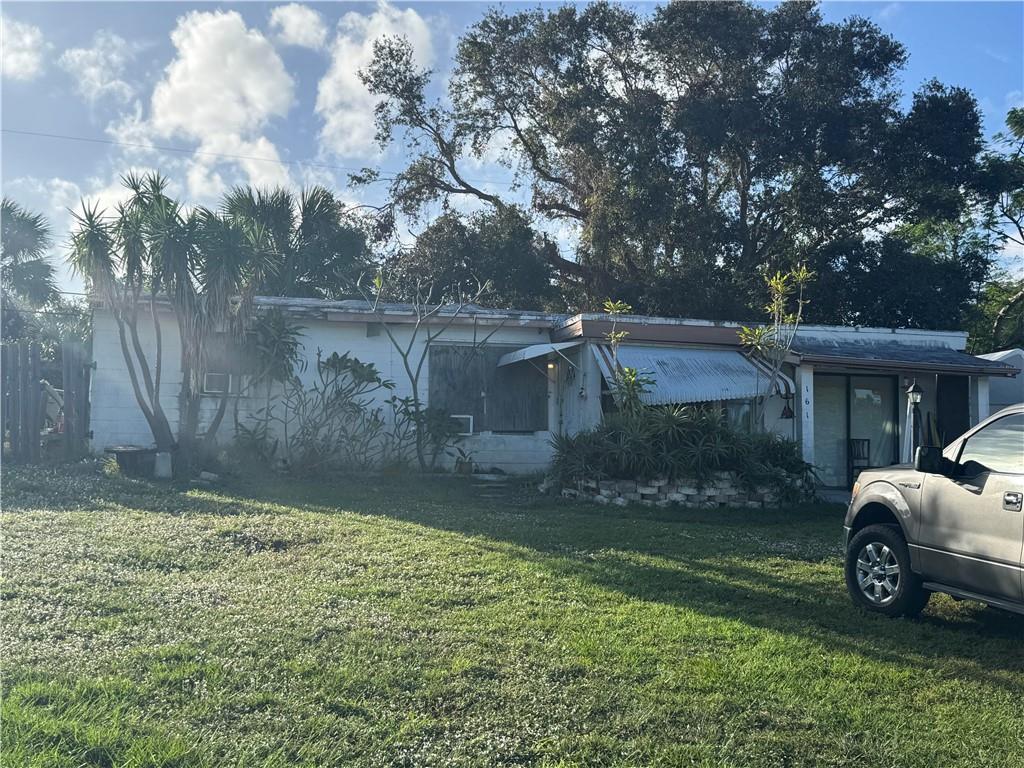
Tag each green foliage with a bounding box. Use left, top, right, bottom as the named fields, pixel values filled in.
left=240, top=350, right=396, bottom=474
left=219, top=185, right=372, bottom=300
left=607, top=365, right=654, bottom=416
left=1, top=297, right=89, bottom=358
left=803, top=224, right=993, bottom=330
left=739, top=265, right=813, bottom=431
left=361, top=1, right=986, bottom=320
left=966, top=275, right=1024, bottom=353
left=385, top=207, right=558, bottom=310
left=1, top=198, right=56, bottom=308
left=247, top=308, right=305, bottom=388
left=551, top=405, right=815, bottom=499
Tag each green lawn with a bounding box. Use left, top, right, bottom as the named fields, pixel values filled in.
left=3, top=463, right=1022, bottom=768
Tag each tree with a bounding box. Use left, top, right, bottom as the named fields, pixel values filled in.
left=358, top=272, right=500, bottom=471
left=965, top=275, right=1024, bottom=353
left=976, top=107, right=1024, bottom=345
left=2, top=199, right=58, bottom=338
left=219, top=185, right=372, bottom=299
left=739, top=265, right=813, bottom=431
left=69, top=173, right=275, bottom=465
left=359, top=1, right=983, bottom=316
left=802, top=217, right=994, bottom=330
left=386, top=207, right=558, bottom=310
left=69, top=182, right=177, bottom=453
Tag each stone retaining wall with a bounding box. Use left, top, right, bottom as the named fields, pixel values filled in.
left=560, top=472, right=781, bottom=508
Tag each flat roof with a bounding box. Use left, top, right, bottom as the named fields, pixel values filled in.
left=791, top=338, right=1019, bottom=376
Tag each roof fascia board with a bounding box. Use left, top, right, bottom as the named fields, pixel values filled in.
left=806, top=357, right=1020, bottom=377
left=323, top=310, right=552, bottom=328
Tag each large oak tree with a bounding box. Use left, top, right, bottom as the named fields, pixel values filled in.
left=359, top=0, right=984, bottom=319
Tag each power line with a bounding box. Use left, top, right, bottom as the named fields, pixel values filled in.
left=2, top=127, right=393, bottom=178
left=1, top=128, right=520, bottom=188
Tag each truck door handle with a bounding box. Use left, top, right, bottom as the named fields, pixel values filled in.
left=1004, top=491, right=1023, bottom=511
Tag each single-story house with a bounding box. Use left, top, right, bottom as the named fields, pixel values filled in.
left=88, top=296, right=1020, bottom=489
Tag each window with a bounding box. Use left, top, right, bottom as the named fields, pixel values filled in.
left=202, top=333, right=256, bottom=396
left=724, top=400, right=753, bottom=432
left=428, top=345, right=548, bottom=433
left=957, top=413, right=1024, bottom=474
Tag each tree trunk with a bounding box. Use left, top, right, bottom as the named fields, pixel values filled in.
left=992, top=284, right=1024, bottom=343
left=115, top=317, right=176, bottom=451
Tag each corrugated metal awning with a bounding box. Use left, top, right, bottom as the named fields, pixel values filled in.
left=497, top=341, right=582, bottom=367
left=593, top=344, right=780, bottom=405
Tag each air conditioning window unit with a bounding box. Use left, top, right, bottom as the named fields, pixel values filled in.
left=203, top=372, right=231, bottom=394
left=450, top=414, right=473, bottom=435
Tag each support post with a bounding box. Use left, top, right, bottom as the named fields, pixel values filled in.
left=969, top=376, right=990, bottom=426
left=795, top=363, right=814, bottom=465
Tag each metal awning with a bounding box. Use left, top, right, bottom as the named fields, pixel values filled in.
left=497, top=341, right=582, bottom=367
left=791, top=338, right=1020, bottom=376
left=592, top=344, right=785, bottom=405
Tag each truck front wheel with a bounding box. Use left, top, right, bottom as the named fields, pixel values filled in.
left=845, top=524, right=930, bottom=618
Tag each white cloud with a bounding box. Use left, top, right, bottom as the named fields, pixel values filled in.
left=316, top=1, right=434, bottom=158
left=270, top=4, right=327, bottom=50
left=120, top=10, right=296, bottom=199
left=875, top=3, right=902, bottom=23
left=152, top=11, right=294, bottom=140
left=59, top=30, right=135, bottom=105
left=981, top=47, right=1010, bottom=66
left=2, top=15, right=48, bottom=81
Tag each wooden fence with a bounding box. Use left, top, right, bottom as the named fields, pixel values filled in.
left=2, top=341, right=91, bottom=463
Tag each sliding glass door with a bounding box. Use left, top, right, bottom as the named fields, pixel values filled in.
left=849, top=376, right=898, bottom=470
left=814, top=376, right=848, bottom=488
left=813, top=374, right=899, bottom=489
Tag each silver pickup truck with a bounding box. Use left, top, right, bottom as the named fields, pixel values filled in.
left=843, top=403, right=1024, bottom=617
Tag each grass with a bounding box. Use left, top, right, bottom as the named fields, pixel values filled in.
left=2, top=462, right=1022, bottom=768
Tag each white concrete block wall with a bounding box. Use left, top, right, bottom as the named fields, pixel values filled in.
left=89, top=308, right=557, bottom=473
left=90, top=309, right=184, bottom=450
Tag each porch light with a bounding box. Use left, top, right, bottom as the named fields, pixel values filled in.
left=906, top=380, right=923, bottom=405
left=547, top=362, right=557, bottom=370
left=780, top=393, right=794, bottom=419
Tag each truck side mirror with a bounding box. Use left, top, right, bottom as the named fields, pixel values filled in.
left=914, top=445, right=944, bottom=474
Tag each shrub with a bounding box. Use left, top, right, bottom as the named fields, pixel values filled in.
left=550, top=405, right=816, bottom=499
left=238, top=350, right=395, bottom=474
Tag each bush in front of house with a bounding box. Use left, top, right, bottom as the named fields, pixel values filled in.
left=234, top=350, right=462, bottom=475
left=550, top=405, right=816, bottom=502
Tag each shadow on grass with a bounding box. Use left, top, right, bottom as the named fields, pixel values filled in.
left=8, top=464, right=1021, bottom=692
left=230, top=473, right=1024, bottom=692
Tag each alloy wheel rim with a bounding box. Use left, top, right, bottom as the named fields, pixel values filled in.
left=855, top=542, right=901, bottom=606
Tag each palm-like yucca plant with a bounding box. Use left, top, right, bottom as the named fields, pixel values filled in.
left=69, top=189, right=178, bottom=452
left=1, top=198, right=58, bottom=312
left=68, top=173, right=279, bottom=464
left=550, top=398, right=815, bottom=498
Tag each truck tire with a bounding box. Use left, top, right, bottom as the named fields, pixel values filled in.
left=845, top=524, right=930, bottom=618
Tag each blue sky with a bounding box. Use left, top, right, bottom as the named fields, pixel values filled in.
left=2, top=1, right=1022, bottom=293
